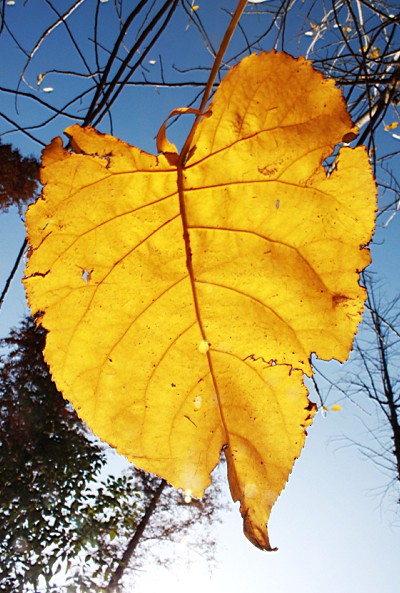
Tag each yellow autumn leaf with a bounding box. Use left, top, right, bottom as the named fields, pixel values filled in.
left=24, top=51, right=376, bottom=550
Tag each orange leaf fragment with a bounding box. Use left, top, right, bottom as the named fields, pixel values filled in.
left=24, top=51, right=376, bottom=550
left=384, top=121, right=399, bottom=131
left=330, top=404, right=342, bottom=412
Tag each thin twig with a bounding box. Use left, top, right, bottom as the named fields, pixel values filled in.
left=0, top=239, right=27, bottom=312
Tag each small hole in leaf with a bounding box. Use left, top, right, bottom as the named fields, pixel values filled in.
left=82, top=268, right=92, bottom=283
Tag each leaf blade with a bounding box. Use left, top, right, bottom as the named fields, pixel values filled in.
left=24, top=51, right=376, bottom=550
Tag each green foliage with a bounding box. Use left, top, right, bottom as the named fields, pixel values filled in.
left=0, top=143, right=39, bottom=213
left=0, top=317, right=142, bottom=591
left=0, top=317, right=222, bottom=592
left=0, top=317, right=107, bottom=590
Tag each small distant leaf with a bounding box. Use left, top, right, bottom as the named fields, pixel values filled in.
left=330, top=404, right=342, bottom=412
left=368, top=46, right=380, bottom=59
left=323, top=403, right=342, bottom=413
left=24, top=51, right=376, bottom=550
left=384, top=121, right=399, bottom=131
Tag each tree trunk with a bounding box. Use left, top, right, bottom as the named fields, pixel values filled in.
left=107, top=479, right=167, bottom=591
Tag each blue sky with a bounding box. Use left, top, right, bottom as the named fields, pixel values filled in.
left=1, top=1, right=400, bottom=591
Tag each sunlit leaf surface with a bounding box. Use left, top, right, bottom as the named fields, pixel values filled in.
left=24, top=51, right=376, bottom=549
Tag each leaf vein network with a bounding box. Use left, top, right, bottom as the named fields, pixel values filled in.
left=102, top=275, right=190, bottom=366
left=182, top=176, right=333, bottom=197
left=56, top=215, right=181, bottom=363
left=195, top=278, right=302, bottom=349
left=91, top=275, right=190, bottom=407
left=210, top=347, right=295, bottom=443
left=185, top=114, right=332, bottom=169
left=169, top=369, right=213, bottom=455
left=190, top=225, right=329, bottom=295
left=46, top=192, right=178, bottom=268
left=141, top=320, right=198, bottom=451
